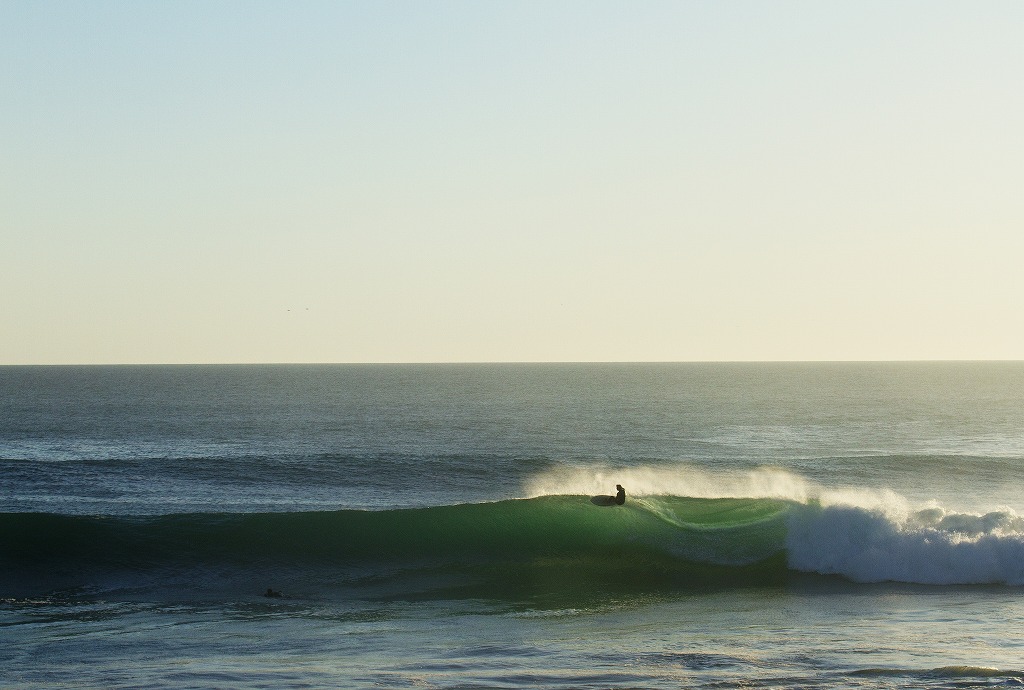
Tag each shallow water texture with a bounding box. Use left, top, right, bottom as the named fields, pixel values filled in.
left=4, top=587, right=1023, bottom=689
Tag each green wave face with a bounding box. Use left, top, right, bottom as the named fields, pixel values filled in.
left=337, top=496, right=790, bottom=558
left=309, top=495, right=793, bottom=602
left=1, top=497, right=794, bottom=602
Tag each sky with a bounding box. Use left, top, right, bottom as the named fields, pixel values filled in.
left=3, top=1, right=1023, bottom=364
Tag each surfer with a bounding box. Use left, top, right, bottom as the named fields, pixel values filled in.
left=589, top=484, right=627, bottom=506
left=264, top=588, right=282, bottom=598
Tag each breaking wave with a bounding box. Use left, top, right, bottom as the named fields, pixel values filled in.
left=4, top=479, right=1024, bottom=601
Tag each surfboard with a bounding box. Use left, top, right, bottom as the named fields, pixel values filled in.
left=590, top=495, right=618, bottom=506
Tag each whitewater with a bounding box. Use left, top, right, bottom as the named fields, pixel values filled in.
left=3, top=362, right=1024, bottom=688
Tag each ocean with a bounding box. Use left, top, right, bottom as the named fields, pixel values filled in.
left=2, top=362, right=1023, bottom=688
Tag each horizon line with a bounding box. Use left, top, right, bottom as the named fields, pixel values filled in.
left=3, top=359, right=1023, bottom=367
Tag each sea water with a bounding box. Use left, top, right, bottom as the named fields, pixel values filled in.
left=2, top=362, right=1023, bottom=688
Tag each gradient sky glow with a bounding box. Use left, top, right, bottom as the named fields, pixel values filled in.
left=3, top=1, right=1023, bottom=364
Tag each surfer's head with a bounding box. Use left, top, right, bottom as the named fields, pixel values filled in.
left=616, top=485, right=623, bottom=491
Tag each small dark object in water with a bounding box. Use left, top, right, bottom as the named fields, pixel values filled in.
left=264, top=588, right=282, bottom=598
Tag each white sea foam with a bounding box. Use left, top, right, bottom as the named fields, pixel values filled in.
left=787, top=501, right=1024, bottom=585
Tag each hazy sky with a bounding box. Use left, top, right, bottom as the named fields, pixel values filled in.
left=3, top=1, right=1023, bottom=364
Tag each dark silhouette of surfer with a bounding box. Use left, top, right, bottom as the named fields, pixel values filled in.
left=264, top=588, right=282, bottom=598
left=590, top=484, right=626, bottom=506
